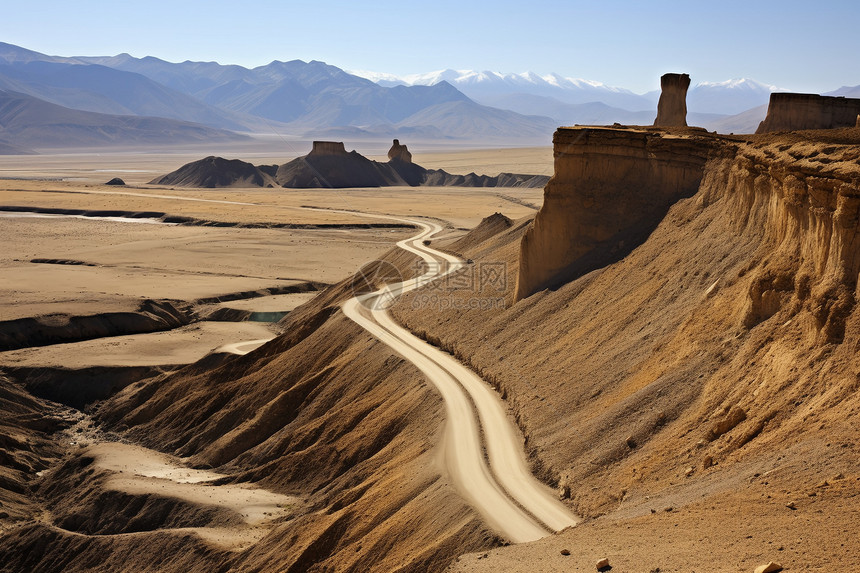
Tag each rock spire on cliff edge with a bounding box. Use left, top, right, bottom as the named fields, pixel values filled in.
left=388, top=139, right=412, bottom=163
left=653, top=73, right=690, bottom=127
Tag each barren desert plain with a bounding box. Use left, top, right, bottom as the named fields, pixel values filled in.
left=1, top=125, right=859, bottom=573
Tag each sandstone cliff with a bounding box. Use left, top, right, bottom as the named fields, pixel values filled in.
left=756, top=93, right=860, bottom=133
left=392, top=129, right=860, bottom=570
left=653, top=73, right=690, bottom=127
left=515, top=126, right=715, bottom=300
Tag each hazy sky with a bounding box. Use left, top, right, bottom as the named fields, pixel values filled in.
left=3, top=0, right=857, bottom=93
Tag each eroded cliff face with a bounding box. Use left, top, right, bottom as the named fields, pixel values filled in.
left=717, top=138, right=860, bottom=342
left=391, top=130, right=860, bottom=569
left=756, top=93, right=860, bottom=133
left=517, top=127, right=860, bottom=335
left=514, top=127, right=715, bottom=300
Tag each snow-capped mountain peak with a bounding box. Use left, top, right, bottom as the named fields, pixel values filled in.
left=694, top=78, right=779, bottom=92
left=351, top=68, right=782, bottom=116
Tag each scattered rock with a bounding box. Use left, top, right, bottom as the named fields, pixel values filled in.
left=684, top=466, right=695, bottom=477
left=664, top=506, right=674, bottom=512
left=625, top=435, right=636, bottom=448
left=702, top=455, right=714, bottom=469
left=105, top=177, right=125, bottom=186
left=558, top=483, right=571, bottom=499
left=561, top=548, right=571, bottom=556
left=596, top=557, right=611, bottom=570
left=754, top=561, right=783, bottom=573
left=707, top=406, right=747, bottom=441
left=785, top=501, right=796, bottom=510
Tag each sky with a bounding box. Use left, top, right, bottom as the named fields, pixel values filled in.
left=2, top=0, right=858, bottom=93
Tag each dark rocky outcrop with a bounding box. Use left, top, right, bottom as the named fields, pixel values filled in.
left=756, top=93, right=860, bottom=133
left=105, top=177, right=125, bottom=186
left=153, top=141, right=550, bottom=189
left=0, top=300, right=193, bottom=351
left=308, top=141, right=348, bottom=156
left=388, top=139, right=412, bottom=163
left=653, top=73, right=690, bottom=127
left=149, top=156, right=275, bottom=188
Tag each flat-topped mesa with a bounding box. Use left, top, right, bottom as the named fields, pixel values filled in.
left=653, top=73, right=690, bottom=127
left=387, top=139, right=412, bottom=163
left=309, top=141, right=348, bottom=156
left=515, top=126, right=714, bottom=301
left=756, top=93, right=860, bottom=133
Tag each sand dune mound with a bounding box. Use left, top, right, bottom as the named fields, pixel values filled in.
left=152, top=140, right=551, bottom=189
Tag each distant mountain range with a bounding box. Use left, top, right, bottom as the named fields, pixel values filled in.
left=0, top=42, right=556, bottom=151
left=0, top=89, right=247, bottom=150
left=352, top=69, right=788, bottom=131
left=0, top=41, right=857, bottom=153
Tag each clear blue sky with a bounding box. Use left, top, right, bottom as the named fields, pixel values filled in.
left=3, top=0, right=857, bottom=93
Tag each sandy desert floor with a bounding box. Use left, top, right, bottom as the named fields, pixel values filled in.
left=0, top=144, right=548, bottom=376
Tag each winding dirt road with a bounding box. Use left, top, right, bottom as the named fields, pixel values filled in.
left=341, top=216, right=578, bottom=543
left=38, top=189, right=578, bottom=542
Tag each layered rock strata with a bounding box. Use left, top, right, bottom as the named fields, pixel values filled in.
left=515, top=127, right=714, bottom=300
left=756, top=93, right=860, bottom=133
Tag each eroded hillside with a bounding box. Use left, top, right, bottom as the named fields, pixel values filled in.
left=1, top=127, right=858, bottom=572
left=393, top=126, right=860, bottom=571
